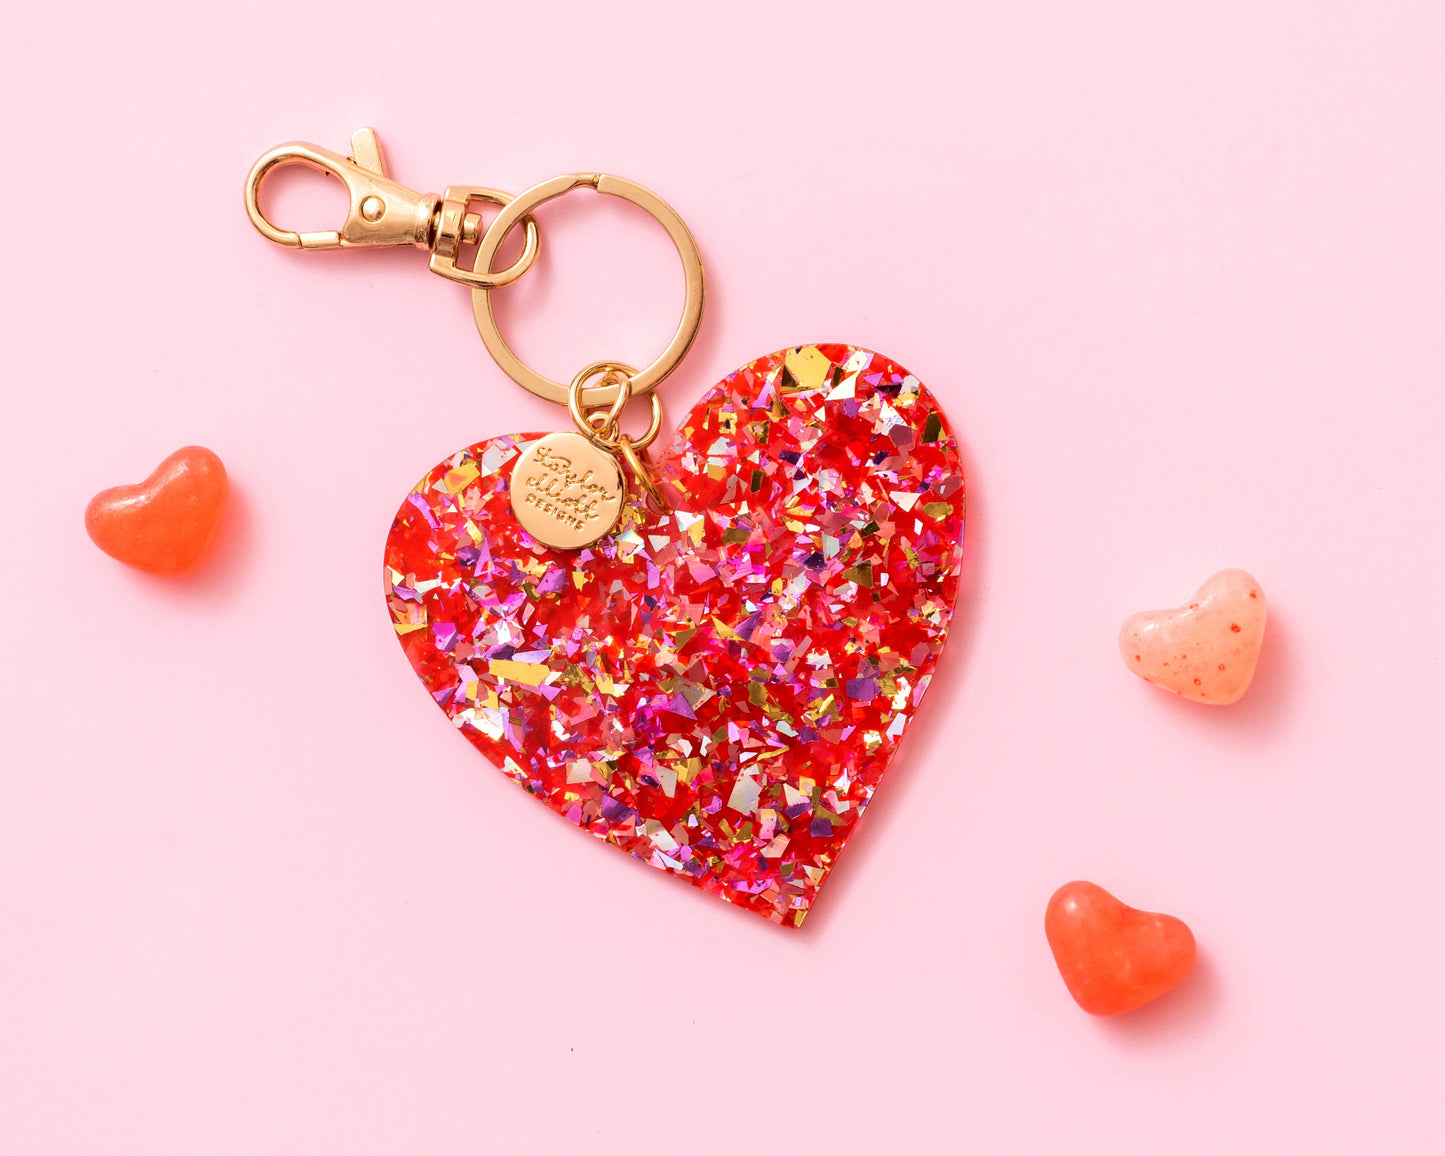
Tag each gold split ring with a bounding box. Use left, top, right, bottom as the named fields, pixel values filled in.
left=472, top=174, right=705, bottom=407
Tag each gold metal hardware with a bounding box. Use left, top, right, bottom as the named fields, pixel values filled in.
left=508, top=430, right=626, bottom=551
left=244, top=128, right=539, bottom=289
left=616, top=436, right=666, bottom=511
left=245, top=127, right=702, bottom=420
left=566, top=363, right=663, bottom=453
left=471, top=173, right=705, bottom=407
left=565, top=363, right=668, bottom=512
left=246, top=126, right=702, bottom=549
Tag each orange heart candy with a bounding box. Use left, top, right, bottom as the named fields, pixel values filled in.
left=1119, top=568, right=1267, bottom=704
left=1045, top=881, right=1196, bottom=1015
left=85, top=446, right=229, bottom=575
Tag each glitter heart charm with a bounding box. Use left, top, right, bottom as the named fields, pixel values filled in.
left=384, top=344, right=966, bottom=926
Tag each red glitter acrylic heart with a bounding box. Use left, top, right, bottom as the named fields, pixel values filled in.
left=384, top=344, right=965, bottom=926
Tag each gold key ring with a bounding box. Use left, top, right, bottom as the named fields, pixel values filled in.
left=472, top=174, right=705, bottom=408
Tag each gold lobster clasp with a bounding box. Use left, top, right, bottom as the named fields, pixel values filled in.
left=244, top=128, right=539, bottom=287
left=244, top=128, right=439, bottom=251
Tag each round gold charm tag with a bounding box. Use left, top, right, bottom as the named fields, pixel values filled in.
left=510, top=431, right=626, bottom=550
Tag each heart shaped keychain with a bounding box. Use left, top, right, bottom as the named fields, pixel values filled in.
left=248, top=131, right=967, bottom=925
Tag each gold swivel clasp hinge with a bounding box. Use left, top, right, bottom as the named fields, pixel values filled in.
left=243, top=127, right=538, bottom=289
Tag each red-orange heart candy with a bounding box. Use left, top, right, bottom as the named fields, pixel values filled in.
left=85, top=446, right=229, bottom=575
left=1044, top=880, right=1197, bottom=1015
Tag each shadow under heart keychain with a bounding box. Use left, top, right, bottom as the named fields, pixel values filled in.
left=246, top=129, right=966, bottom=926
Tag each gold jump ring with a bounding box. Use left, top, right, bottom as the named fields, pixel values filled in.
left=567, top=362, right=664, bottom=452
left=618, top=436, right=667, bottom=510
left=569, top=361, right=637, bottom=448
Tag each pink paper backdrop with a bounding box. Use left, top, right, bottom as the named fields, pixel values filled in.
left=3, top=2, right=1443, bottom=1152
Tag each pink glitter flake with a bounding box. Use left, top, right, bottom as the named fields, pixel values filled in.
left=384, top=345, right=965, bottom=927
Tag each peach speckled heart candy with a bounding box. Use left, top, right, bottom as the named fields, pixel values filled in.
left=1119, top=569, right=1266, bottom=705
left=1045, top=880, right=1197, bottom=1015
left=85, top=446, right=229, bottom=575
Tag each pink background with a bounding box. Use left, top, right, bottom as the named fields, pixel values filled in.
left=3, top=2, right=1443, bottom=1151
